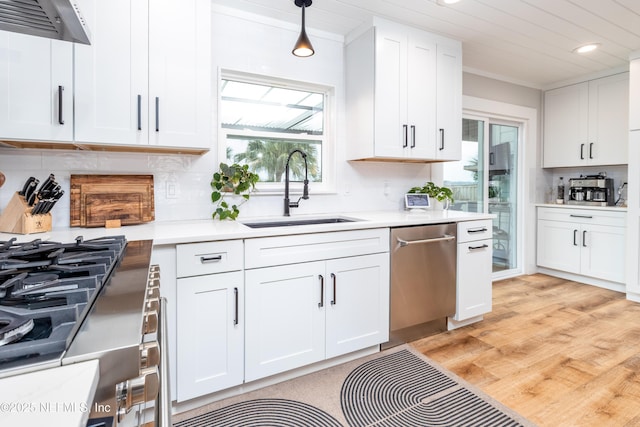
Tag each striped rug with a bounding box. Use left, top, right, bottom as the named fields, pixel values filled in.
left=173, top=346, right=535, bottom=427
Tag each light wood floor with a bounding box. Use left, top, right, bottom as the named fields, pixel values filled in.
left=412, top=274, right=640, bottom=427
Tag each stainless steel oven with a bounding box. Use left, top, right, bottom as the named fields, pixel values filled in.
left=0, top=236, right=170, bottom=427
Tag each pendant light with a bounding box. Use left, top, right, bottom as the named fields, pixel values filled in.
left=292, top=0, right=314, bottom=57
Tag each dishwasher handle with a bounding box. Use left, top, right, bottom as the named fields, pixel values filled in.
left=396, top=234, right=455, bottom=247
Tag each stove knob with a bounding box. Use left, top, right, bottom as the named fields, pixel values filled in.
left=140, top=341, right=160, bottom=370
left=116, top=366, right=159, bottom=422
left=143, top=310, right=158, bottom=334
left=148, top=277, right=161, bottom=289
left=147, top=286, right=160, bottom=300
left=145, top=296, right=159, bottom=313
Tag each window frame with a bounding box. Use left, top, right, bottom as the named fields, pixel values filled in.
left=217, top=69, right=336, bottom=195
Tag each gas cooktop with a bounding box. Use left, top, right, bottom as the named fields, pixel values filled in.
left=0, top=235, right=127, bottom=374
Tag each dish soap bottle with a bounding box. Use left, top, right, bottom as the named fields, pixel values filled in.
left=556, top=177, right=565, bottom=204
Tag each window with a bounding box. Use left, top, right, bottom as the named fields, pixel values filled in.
left=219, top=71, right=334, bottom=193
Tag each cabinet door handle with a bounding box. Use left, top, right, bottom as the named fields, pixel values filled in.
left=137, top=94, right=142, bottom=131
left=318, top=275, right=324, bottom=308
left=155, top=96, right=160, bottom=132
left=580, top=143, right=584, bottom=159
left=58, top=85, right=64, bottom=125
left=200, top=255, right=222, bottom=263
left=489, top=152, right=494, bottom=165
left=402, top=124, right=408, bottom=148
left=570, top=214, right=593, bottom=219
left=439, top=128, right=445, bottom=150
left=573, top=229, right=578, bottom=246
left=468, top=244, right=489, bottom=251
left=330, top=273, right=337, bottom=305
left=467, top=227, right=488, bottom=233
left=589, top=142, right=594, bottom=159
left=233, top=287, right=239, bottom=325
left=410, top=125, right=416, bottom=148
left=583, top=230, right=587, bottom=247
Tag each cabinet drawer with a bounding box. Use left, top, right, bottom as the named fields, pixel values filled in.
left=457, top=220, right=493, bottom=243
left=177, top=240, right=243, bottom=277
left=537, top=207, right=625, bottom=227
left=245, top=228, right=390, bottom=269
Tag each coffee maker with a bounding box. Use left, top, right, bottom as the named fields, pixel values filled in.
left=568, top=174, right=615, bottom=206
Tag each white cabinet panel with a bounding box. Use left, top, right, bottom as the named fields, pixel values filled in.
left=580, top=224, right=625, bottom=283
left=631, top=59, right=640, bottom=131
left=453, top=220, right=492, bottom=322
left=176, top=271, right=243, bottom=402
left=148, top=0, right=211, bottom=149
left=435, top=43, right=462, bottom=161
left=325, top=253, right=389, bottom=358
left=454, top=238, right=492, bottom=320
left=74, top=0, right=148, bottom=145
left=245, top=262, right=326, bottom=382
left=537, top=220, right=582, bottom=274
left=0, top=32, right=73, bottom=142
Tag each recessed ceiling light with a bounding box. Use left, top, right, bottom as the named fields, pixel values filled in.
left=436, top=0, right=461, bottom=5
left=573, top=43, right=600, bottom=54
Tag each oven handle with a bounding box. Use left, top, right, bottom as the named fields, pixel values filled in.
left=156, top=297, right=171, bottom=427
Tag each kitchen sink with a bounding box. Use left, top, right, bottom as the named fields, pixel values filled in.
left=242, top=217, right=360, bottom=228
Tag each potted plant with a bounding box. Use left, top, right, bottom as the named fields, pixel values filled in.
left=211, top=163, right=259, bottom=220
left=408, top=182, right=454, bottom=210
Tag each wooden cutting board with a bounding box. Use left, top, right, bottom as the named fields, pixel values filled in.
left=70, top=175, right=155, bottom=227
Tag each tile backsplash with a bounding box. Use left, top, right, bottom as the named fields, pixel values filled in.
left=0, top=147, right=432, bottom=229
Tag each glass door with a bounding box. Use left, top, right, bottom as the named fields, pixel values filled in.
left=488, top=122, right=518, bottom=272
left=444, top=116, right=521, bottom=274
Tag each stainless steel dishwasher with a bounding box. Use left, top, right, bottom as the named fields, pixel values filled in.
left=382, top=223, right=457, bottom=349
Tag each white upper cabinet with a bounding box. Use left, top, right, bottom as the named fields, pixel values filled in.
left=75, top=0, right=211, bottom=150
left=0, top=32, right=73, bottom=142
left=435, top=43, right=463, bottom=161
left=346, top=18, right=462, bottom=162
left=631, top=59, right=640, bottom=131
left=543, top=73, right=629, bottom=167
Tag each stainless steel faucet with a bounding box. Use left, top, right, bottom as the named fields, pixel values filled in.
left=284, top=149, right=309, bottom=216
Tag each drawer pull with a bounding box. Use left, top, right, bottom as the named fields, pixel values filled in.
left=200, top=255, right=223, bottom=263
left=468, top=244, right=489, bottom=251
left=467, top=227, right=488, bottom=233
left=570, top=214, right=593, bottom=219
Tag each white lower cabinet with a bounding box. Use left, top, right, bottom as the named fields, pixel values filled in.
left=244, top=229, right=390, bottom=382
left=453, top=220, right=492, bottom=321
left=175, top=241, right=244, bottom=402
left=245, top=253, right=389, bottom=382
left=537, top=207, right=626, bottom=283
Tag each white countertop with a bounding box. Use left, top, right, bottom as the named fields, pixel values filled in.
left=0, top=360, right=100, bottom=427
left=0, top=209, right=495, bottom=245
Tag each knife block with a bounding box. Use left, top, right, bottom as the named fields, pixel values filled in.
left=0, top=192, right=52, bottom=234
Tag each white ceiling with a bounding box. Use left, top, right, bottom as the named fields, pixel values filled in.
left=211, top=0, right=640, bottom=89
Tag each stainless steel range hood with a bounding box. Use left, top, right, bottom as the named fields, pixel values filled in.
left=0, top=0, right=91, bottom=45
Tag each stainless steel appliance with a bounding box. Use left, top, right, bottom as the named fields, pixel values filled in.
left=0, top=235, right=168, bottom=426
left=0, top=0, right=91, bottom=44
left=568, top=174, right=615, bottom=206
left=383, top=223, right=457, bottom=349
